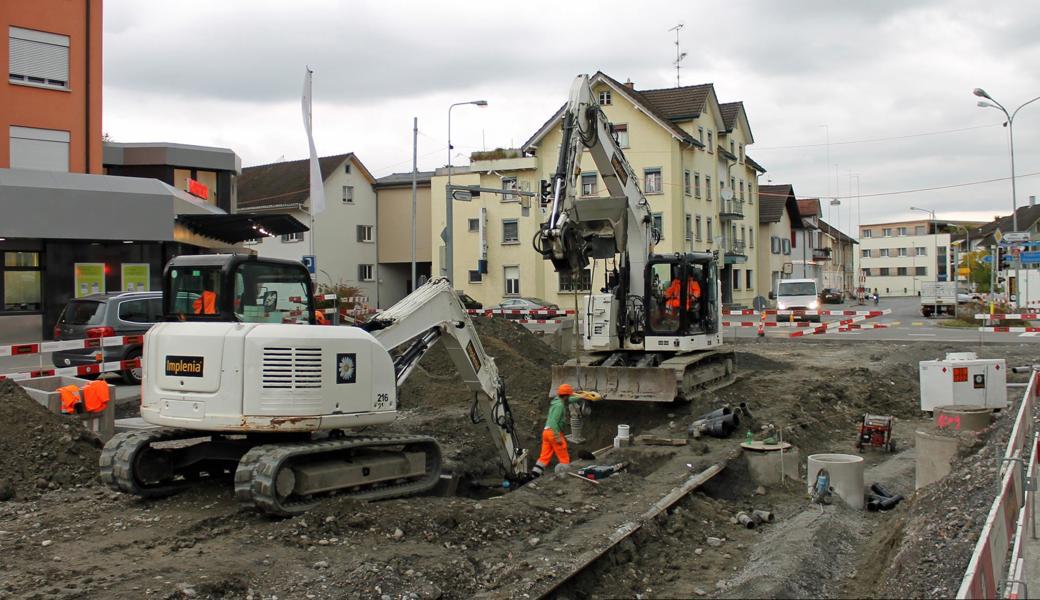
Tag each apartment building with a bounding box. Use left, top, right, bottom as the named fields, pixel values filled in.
left=374, top=171, right=434, bottom=306
left=817, top=218, right=857, bottom=293
left=236, top=153, right=380, bottom=305
left=756, top=184, right=801, bottom=296
left=430, top=72, right=766, bottom=309
left=859, top=219, right=952, bottom=296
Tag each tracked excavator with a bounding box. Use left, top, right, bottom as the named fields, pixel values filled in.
left=100, top=254, right=529, bottom=516
left=535, top=74, right=735, bottom=403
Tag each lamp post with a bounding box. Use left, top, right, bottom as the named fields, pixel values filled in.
left=909, top=206, right=936, bottom=293
left=974, top=88, right=1040, bottom=305
left=444, top=99, right=488, bottom=284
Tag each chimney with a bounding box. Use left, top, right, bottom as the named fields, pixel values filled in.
left=1031, top=195, right=1036, bottom=207
left=625, top=78, right=635, bottom=89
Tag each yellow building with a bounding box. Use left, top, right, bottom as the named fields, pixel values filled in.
left=431, top=72, right=766, bottom=309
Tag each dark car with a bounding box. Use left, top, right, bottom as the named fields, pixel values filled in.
left=489, top=297, right=560, bottom=312
left=52, top=291, right=163, bottom=384
left=819, top=288, right=843, bottom=304
left=456, top=291, right=482, bottom=310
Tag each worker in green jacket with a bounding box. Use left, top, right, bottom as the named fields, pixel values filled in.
left=532, top=384, right=573, bottom=477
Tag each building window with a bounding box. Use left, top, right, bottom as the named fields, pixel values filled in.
left=862, top=268, right=872, bottom=277
left=9, top=126, right=69, bottom=171
left=2, top=251, right=42, bottom=312
left=749, top=226, right=754, bottom=248
left=685, top=214, right=692, bottom=241
left=695, top=215, right=703, bottom=241
left=342, top=185, right=354, bottom=203
left=644, top=168, right=662, bottom=194
left=698, top=126, right=704, bottom=144
left=468, top=270, right=482, bottom=283
left=861, top=249, right=870, bottom=258
left=915, top=225, right=926, bottom=235
left=897, top=267, right=908, bottom=276
left=282, top=232, right=304, bottom=243
left=733, top=269, right=741, bottom=290
left=729, top=177, right=736, bottom=192
left=730, top=140, right=735, bottom=155
left=599, top=90, right=611, bottom=105
left=897, top=227, right=908, bottom=236
left=707, top=130, right=714, bottom=152
left=747, top=180, right=754, bottom=204
left=898, top=248, right=908, bottom=257
left=706, top=176, right=712, bottom=201
left=502, top=219, right=519, bottom=244
left=357, top=225, right=374, bottom=243
left=358, top=264, right=374, bottom=281
left=746, top=269, right=753, bottom=290
left=916, top=247, right=927, bottom=256
left=915, top=266, right=927, bottom=276
left=879, top=267, right=890, bottom=276
left=501, top=177, right=518, bottom=202
left=782, top=239, right=791, bottom=255
left=694, top=172, right=702, bottom=198
left=862, top=229, right=872, bottom=238
left=739, top=181, right=744, bottom=201
left=8, top=27, right=69, bottom=90
left=504, top=266, right=520, bottom=295
left=581, top=173, right=597, bottom=196
left=653, top=213, right=664, bottom=239
left=468, top=218, right=480, bottom=232
left=882, top=228, right=892, bottom=237
left=739, top=145, right=745, bottom=162
left=559, top=269, right=592, bottom=293
left=771, top=236, right=781, bottom=254
left=707, top=218, right=714, bottom=242
left=880, top=248, right=890, bottom=257
left=612, top=124, right=629, bottom=148
left=683, top=170, right=691, bottom=196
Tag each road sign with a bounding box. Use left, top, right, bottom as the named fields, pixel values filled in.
left=451, top=189, right=473, bottom=202
left=302, top=255, right=316, bottom=274
left=1003, top=232, right=1030, bottom=243
left=958, top=267, right=971, bottom=276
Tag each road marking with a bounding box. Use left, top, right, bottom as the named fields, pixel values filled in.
left=911, top=322, right=926, bottom=327
left=907, top=333, right=937, bottom=337
left=1020, top=332, right=1040, bottom=338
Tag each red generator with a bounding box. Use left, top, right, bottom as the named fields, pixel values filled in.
left=856, top=414, right=895, bottom=453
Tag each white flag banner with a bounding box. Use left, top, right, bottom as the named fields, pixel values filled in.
left=302, top=68, right=326, bottom=216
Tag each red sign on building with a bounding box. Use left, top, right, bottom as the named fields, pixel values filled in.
left=187, top=178, right=209, bottom=200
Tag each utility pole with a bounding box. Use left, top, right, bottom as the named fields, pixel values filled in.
left=411, top=117, right=418, bottom=292
left=668, top=24, right=686, bottom=87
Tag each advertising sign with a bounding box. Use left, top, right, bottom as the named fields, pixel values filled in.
left=74, top=263, right=105, bottom=298
left=121, top=263, right=150, bottom=292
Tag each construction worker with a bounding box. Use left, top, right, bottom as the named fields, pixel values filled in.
left=532, top=384, right=573, bottom=477
left=315, top=309, right=329, bottom=325
left=665, top=275, right=702, bottom=310
left=193, top=280, right=218, bottom=315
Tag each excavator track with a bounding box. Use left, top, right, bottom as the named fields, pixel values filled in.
left=234, top=434, right=442, bottom=517
left=99, top=428, right=208, bottom=498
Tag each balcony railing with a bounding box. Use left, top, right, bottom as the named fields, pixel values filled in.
left=812, top=247, right=832, bottom=261
left=724, top=239, right=747, bottom=264
left=718, top=198, right=744, bottom=220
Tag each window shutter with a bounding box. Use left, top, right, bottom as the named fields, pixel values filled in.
left=358, top=264, right=364, bottom=280
left=9, top=29, right=70, bottom=85
left=357, top=225, right=363, bottom=242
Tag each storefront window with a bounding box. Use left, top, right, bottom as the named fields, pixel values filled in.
left=4, top=251, right=39, bottom=267
left=1, top=251, right=42, bottom=312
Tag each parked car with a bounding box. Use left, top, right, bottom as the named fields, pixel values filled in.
left=52, top=291, right=162, bottom=384
left=456, top=291, right=482, bottom=310
left=488, top=297, right=560, bottom=312
left=957, top=289, right=983, bottom=304
left=819, top=288, right=843, bottom=304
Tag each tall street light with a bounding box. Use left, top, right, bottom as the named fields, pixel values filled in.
left=910, top=206, right=936, bottom=294
left=974, top=88, right=1040, bottom=304
left=444, top=99, right=488, bottom=283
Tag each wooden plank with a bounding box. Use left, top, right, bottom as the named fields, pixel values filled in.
left=634, top=434, right=688, bottom=446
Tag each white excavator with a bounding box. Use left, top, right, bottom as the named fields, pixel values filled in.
left=535, top=74, right=735, bottom=402
left=100, top=254, right=529, bottom=516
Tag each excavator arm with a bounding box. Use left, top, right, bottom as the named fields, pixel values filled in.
left=537, top=74, right=659, bottom=294
left=364, top=278, right=529, bottom=481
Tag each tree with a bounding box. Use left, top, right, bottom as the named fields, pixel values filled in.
left=960, top=250, right=992, bottom=293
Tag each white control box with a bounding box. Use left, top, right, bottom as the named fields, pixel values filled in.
left=919, top=352, right=1006, bottom=411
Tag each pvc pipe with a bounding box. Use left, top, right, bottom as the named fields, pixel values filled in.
left=807, top=454, right=866, bottom=510
left=617, top=424, right=630, bottom=439
left=752, top=509, right=774, bottom=523
left=736, top=512, right=756, bottom=529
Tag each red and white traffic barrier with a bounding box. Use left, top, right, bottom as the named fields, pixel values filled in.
left=721, top=308, right=889, bottom=317
left=958, top=369, right=1038, bottom=599
left=837, top=323, right=890, bottom=331
left=0, top=335, right=144, bottom=359
left=468, top=309, right=577, bottom=317
left=975, top=314, right=1040, bottom=321
left=721, top=308, right=758, bottom=316
left=788, top=313, right=873, bottom=338
left=0, top=357, right=141, bottom=382
left=980, top=327, right=1040, bottom=334
left=517, top=319, right=566, bottom=325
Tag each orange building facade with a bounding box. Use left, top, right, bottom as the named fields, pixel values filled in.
left=1, top=0, right=103, bottom=174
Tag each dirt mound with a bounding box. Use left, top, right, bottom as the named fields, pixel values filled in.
left=0, top=379, right=102, bottom=499
left=874, top=412, right=1010, bottom=599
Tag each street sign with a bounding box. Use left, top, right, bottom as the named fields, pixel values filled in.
left=1003, top=232, right=1030, bottom=243
left=451, top=189, right=473, bottom=202
left=302, top=255, right=316, bottom=274
left=958, top=267, right=971, bottom=276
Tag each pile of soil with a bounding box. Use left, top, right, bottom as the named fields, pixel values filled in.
left=0, top=379, right=102, bottom=500
left=874, top=412, right=1010, bottom=599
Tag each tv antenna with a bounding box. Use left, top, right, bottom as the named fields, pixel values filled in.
left=668, top=23, right=687, bottom=87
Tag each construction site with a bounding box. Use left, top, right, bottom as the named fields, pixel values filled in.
left=0, top=310, right=1036, bottom=600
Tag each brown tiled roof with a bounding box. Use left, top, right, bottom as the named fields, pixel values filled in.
left=818, top=218, right=858, bottom=245
left=745, top=155, right=766, bottom=173
left=719, top=102, right=742, bottom=131
left=758, top=184, right=797, bottom=224
left=238, top=153, right=358, bottom=210
left=637, top=83, right=714, bottom=120
left=797, top=198, right=821, bottom=217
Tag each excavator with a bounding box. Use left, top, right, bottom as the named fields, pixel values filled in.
left=100, top=254, right=529, bottom=516
left=535, top=74, right=735, bottom=403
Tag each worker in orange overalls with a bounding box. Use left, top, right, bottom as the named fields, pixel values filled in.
left=192, top=283, right=218, bottom=315
left=665, top=276, right=702, bottom=311
left=315, top=309, right=329, bottom=325
left=532, top=384, right=573, bottom=477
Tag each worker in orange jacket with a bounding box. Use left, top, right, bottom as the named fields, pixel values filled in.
left=532, top=384, right=574, bottom=477
left=193, top=288, right=218, bottom=315
left=665, top=276, right=702, bottom=310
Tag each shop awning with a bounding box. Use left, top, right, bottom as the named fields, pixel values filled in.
left=175, top=213, right=309, bottom=244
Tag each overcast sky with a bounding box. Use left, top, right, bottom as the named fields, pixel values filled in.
left=102, top=0, right=1040, bottom=233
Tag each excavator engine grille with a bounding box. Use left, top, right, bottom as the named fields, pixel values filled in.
left=262, top=347, right=323, bottom=389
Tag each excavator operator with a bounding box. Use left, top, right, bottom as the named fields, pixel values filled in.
left=192, top=273, right=220, bottom=315
left=665, top=274, right=702, bottom=311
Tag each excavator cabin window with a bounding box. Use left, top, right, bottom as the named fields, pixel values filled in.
left=645, top=257, right=710, bottom=337
left=232, top=262, right=313, bottom=324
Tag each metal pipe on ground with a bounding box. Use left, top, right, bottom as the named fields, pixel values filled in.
left=699, top=406, right=732, bottom=421
left=752, top=509, right=774, bottom=523
left=736, top=511, right=756, bottom=529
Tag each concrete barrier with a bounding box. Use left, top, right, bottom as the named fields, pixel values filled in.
left=808, top=453, right=865, bottom=510
left=18, top=376, right=116, bottom=442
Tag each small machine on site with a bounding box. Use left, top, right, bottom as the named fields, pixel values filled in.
left=919, top=352, right=1007, bottom=412
left=856, top=414, right=895, bottom=453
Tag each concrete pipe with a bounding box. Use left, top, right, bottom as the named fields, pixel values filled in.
left=752, top=509, right=775, bottom=523
left=736, top=512, right=757, bottom=529
left=807, top=454, right=866, bottom=510
left=934, top=405, right=992, bottom=433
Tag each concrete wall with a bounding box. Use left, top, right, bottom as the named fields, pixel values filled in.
left=377, top=184, right=431, bottom=263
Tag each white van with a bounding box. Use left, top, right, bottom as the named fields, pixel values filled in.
left=772, top=278, right=820, bottom=322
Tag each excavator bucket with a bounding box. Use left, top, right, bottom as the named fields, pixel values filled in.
left=550, top=364, right=678, bottom=403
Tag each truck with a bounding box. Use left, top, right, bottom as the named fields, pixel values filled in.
left=771, top=278, right=820, bottom=322
left=921, top=281, right=957, bottom=317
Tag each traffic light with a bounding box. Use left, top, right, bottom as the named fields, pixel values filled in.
left=539, top=179, right=552, bottom=206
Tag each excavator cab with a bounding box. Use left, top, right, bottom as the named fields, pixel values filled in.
left=644, top=253, right=718, bottom=337
left=163, top=254, right=316, bottom=325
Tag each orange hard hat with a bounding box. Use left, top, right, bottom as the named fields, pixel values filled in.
left=558, top=383, right=574, bottom=396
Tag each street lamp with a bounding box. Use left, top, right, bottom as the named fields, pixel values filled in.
left=444, top=99, right=488, bottom=283
left=974, top=88, right=1040, bottom=304
left=909, top=207, right=937, bottom=294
